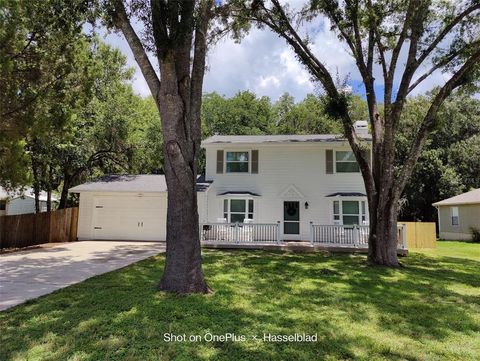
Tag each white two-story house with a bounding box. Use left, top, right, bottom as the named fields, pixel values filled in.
left=201, top=132, right=370, bottom=241
left=70, top=124, right=371, bottom=243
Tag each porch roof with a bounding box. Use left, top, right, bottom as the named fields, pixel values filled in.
left=325, top=192, right=366, bottom=197
left=218, top=191, right=261, bottom=197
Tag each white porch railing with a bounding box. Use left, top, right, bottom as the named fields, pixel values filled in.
left=200, top=222, right=407, bottom=250
left=310, top=223, right=407, bottom=250
left=200, top=222, right=280, bottom=244
left=310, top=224, right=369, bottom=247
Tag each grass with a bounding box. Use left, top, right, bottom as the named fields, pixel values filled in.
left=413, top=240, right=480, bottom=261
left=1, top=242, right=479, bottom=361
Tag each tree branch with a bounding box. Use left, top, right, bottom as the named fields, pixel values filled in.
left=407, top=39, right=480, bottom=95
left=384, top=0, right=415, bottom=106
left=111, top=0, right=160, bottom=100
left=416, top=3, right=480, bottom=67
left=190, top=0, right=214, bottom=148
left=395, top=48, right=480, bottom=196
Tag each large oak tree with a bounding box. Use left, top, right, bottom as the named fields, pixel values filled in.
left=228, top=0, right=480, bottom=266
left=108, top=0, right=214, bottom=293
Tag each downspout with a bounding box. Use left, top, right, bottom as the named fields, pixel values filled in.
left=435, top=206, right=441, bottom=239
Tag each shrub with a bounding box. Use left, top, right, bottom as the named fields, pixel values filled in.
left=470, top=227, right=480, bottom=243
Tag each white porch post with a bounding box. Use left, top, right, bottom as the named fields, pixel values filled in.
left=310, top=221, right=314, bottom=244
left=276, top=221, right=281, bottom=244
left=401, top=224, right=407, bottom=250
left=235, top=222, right=239, bottom=244
left=353, top=224, right=359, bottom=248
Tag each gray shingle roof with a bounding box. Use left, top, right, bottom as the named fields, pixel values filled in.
left=202, top=134, right=372, bottom=145
left=69, top=175, right=212, bottom=193
left=432, top=188, right=480, bottom=206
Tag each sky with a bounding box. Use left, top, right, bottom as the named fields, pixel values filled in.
left=102, top=16, right=451, bottom=103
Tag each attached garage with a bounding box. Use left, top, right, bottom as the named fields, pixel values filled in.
left=69, top=175, right=211, bottom=242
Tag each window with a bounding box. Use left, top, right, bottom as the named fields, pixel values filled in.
left=333, top=200, right=367, bottom=225
left=451, top=206, right=459, bottom=226
left=226, top=151, right=249, bottom=173
left=0, top=200, right=6, bottom=211
left=224, top=199, right=254, bottom=223
left=335, top=151, right=360, bottom=173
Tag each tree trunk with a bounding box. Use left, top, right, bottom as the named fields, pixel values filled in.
left=156, top=58, right=210, bottom=294
left=159, top=165, right=209, bottom=293
left=367, top=183, right=401, bottom=267
left=46, top=190, right=51, bottom=212
left=58, top=172, right=72, bottom=209
left=33, top=185, right=40, bottom=214
left=31, top=153, right=41, bottom=214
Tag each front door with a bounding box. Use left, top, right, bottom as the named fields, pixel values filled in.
left=283, top=201, right=300, bottom=240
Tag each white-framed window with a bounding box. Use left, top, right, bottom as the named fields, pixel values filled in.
left=224, top=199, right=254, bottom=223
left=226, top=151, right=249, bottom=173
left=333, top=200, right=367, bottom=225
left=335, top=151, right=360, bottom=173
left=451, top=206, right=459, bottom=226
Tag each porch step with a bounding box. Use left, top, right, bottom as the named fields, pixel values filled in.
left=201, top=241, right=408, bottom=256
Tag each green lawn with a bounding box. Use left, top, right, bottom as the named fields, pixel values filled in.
left=413, top=240, right=480, bottom=261
left=1, top=242, right=479, bottom=361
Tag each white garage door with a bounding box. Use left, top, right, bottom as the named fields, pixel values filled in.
left=92, top=195, right=166, bottom=241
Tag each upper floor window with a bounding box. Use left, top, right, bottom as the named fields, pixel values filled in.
left=224, top=199, right=254, bottom=223
left=451, top=206, right=459, bottom=225
left=226, top=151, right=249, bottom=173
left=335, top=151, right=360, bottom=173
left=217, top=150, right=258, bottom=174
left=333, top=200, right=366, bottom=225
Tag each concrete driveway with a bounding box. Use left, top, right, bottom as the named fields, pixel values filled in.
left=0, top=241, right=165, bottom=311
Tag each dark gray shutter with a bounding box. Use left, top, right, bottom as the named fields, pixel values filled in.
left=251, top=150, right=259, bottom=174
left=216, top=150, right=224, bottom=174
left=326, top=149, right=333, bottom=174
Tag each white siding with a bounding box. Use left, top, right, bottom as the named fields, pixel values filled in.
left=77, top=192, right=95, bottom=239
left=197, top=191, right=208, bottom=223
left=204, top=142, right=368, bottom=240
left=6, top=197, right=48, bottom=215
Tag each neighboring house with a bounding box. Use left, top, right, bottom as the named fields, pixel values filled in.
left=0, top=187, right=59, bottom=216
left=0, top=188, right=9, bottom=216
left=433, top=188, right=480, bottom=240
left=71, top=123, right=371, bottom=242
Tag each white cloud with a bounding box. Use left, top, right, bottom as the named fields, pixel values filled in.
left=258, top=75, right=281, bottom=89
left=102, top=13, right=457, bottom=102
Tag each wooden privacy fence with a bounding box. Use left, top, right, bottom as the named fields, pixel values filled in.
left=0, top=207, right=78, bottom=249
left=401, top=221, right=436, bottom=248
